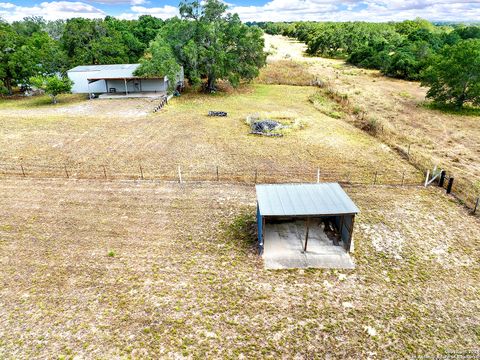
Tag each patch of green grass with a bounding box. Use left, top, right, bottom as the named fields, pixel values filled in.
left=0, top=94, right=85, bottom=109
left=398, top=91, right=413, bottom=99
left=107, top=250, right=116, bottom=257
left=308, top=91, right=345, bottom=119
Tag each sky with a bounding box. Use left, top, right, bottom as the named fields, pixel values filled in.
left=1, top=0, right=480, bottom=23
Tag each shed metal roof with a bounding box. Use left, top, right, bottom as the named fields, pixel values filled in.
left=67, top=64, right=143, bottom=79
left=256, top=183, right=359, bottom=216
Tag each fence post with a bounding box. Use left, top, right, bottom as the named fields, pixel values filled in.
left=254, top=169, right=258, bottom=184
left=102, top=165, right=107, bottom=179
left=216, top=166, right=219, bottom=181
left=446, top=177, right=454, bottom=194
left=64, top=164, right=69, bottom=179
left=139, top=164, right=144, bottom=180
left=438, top=170, right=446, bottom=187
left=401, top=170, right=405, bottom=186
left=407, top=144, right=411, bottom=160
left=316, top=168, right=320, bottom=183
left=178, top=166, right=182, bottom=184
left=21, top=164, right=26, bottom=177
left=373, top=171, right=378, bottom=185
left=424, top=170, right=430, bottom=187
left=473, top=198, right=479, bottom=215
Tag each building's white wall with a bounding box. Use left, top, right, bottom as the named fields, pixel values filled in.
left=68, top=71, right=105, bottom=93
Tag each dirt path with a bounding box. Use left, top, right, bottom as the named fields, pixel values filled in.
left=265, top=34, right=480, bottom=200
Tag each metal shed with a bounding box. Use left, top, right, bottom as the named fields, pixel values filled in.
left=256, top=183, right=360, bottom=269
left=67, top=64, right=184, bottom=97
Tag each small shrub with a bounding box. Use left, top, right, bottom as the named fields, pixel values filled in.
left=352, top=105, right=362, bottom=115
left=362, top=117, right=380, bottom=134
left=107, top=250, right=116, bottom=257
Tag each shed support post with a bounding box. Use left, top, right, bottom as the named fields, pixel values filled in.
left=303, top=218, right=310, bottom=252
left=347, top=215, right=355, bottom=252
left=339, top=215, right=345, bottom=245
left=124, top=78, right=128, bottom=95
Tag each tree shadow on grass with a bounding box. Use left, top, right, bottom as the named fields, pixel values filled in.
left=222, top=208, right=258, bottom=254
left=423, top=102, right=480, bottom=117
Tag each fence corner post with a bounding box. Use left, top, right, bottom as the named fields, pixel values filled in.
left=446, top=177, right=454, bottom=194
left=438, top=170, right=446, bottom=187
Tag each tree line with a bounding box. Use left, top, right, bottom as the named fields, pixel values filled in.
left=253, top=19, right=480, bottom=109
left=0, top=0, right=266, bottom=97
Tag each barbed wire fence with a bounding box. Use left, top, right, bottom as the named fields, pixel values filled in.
left=0, top=160, right=424, bottom=185
left=1, top=160, right=478, bottom=214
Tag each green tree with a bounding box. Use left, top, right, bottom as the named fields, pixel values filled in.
left=421, top=39, right=480, bottom=108
left=30, top=75, right=73, bottom=104
left=0, top=21, right=20, bottom=94
left=160, top=0, right=266, bottom=92
left=134, top=36, right=181, bottom=93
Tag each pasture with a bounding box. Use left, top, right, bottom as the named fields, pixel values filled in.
left=0, top=179, right=478, bottom=358
left=0, top=37, right=479, bottom=358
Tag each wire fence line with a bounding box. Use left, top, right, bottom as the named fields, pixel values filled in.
left=0, top=160, right=424, bottom=186
left=397, top=142, right=480, bottom=215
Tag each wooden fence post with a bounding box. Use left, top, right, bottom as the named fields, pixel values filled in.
left=139, top=165, right=144, bottom=180
left=102, top=165, right=107, bottom=179
left=216, top=166, right=219, bottom=181
left=407, top=144, right=411, bottom=160
left=178, top=166, right=182, bottom=184
left=473, top=198, right=479, bottom=215
left=401, top=170, right=405, bottom=186
left=446, top=177, right=454, bottom=194
left=64, top=165, right=69, bottom=179
left=424, top=170, right=430, bottom=187
left=254, top=169, right=258, bottom=184
left=373, top=171, right=378, bottom=185
left=21, top=164, right=26, bottom=177
left=438, top=170, right=446, bottom=187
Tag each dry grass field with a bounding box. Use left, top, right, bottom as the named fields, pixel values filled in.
left=264, top=34, right=480, bottom=207
left=0, top=85, right=420, bottom=184
left=0, top=35, right=479, bottom=358
left=0, top=179, right=478, bottom=358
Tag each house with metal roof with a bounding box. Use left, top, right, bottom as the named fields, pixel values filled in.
left=256, top=183, right=359, bottom=269
left=67, top=64, right=184, bottom=98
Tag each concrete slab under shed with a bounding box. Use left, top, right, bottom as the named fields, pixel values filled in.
left=263, top=221, right=355, bottom=270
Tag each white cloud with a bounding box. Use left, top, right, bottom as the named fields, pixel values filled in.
left=0, top=1, right=106, bottom=21
left=1, top=0, right=479, bottom=23
left=230, top=0, right=480, bottom=22
left=118, top=4, right=179, bottom=20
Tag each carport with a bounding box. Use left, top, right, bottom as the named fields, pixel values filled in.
left=256, top=183, right=359, bottom=269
